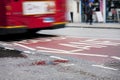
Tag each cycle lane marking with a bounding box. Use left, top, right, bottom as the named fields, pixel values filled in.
left=92, top=64, right=118, bottom=71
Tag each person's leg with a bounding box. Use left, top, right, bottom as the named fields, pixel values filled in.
left=70, top=12, right=73, bottom=23
left=89, top=14, right=93, bottom=25
left=86, top=14, right=89, bottom=23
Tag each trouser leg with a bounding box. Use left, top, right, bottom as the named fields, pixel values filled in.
left=70, top=12, right=73, bottom=23
left=86, top=14, right=89, bottom=23
left=89, top=14, right=93, bottom=24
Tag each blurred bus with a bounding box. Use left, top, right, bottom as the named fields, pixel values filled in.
left=0, top=0, right=67, bottom=35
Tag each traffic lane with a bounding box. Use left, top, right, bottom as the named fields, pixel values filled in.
left=39, top=27, right=120, bottom=40
left=0, top=33, right=120, bottom=79
left=2, top=36, right=120, bottom=64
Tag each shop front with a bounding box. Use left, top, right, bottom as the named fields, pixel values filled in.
left=106, top=0, right=120, bottom=23
left=81, top=0, right=104, bottom=23
left=81, top=0, right=120, bottom=23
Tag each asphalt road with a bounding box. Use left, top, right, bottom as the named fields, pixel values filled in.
left=0, top=27, right=120, bottom=80
left=39, top=27, right=120, bottom=40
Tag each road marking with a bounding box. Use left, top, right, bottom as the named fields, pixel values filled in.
left=37, top=47, right=108, bottom=57
left=60, top=63, right=75, bottom=66
left=69, top=42, right=106, bottom=48
left=50, top=56, right=68, bottom=60
left=12, top=43, right=109, bottom=58
left=111, top=56, right=120, bottom=60
left=4, top=47, right=15, bottom=50
left=92, top=64, right=118, bottom=71
left=69, top=49, right=86, bottom=52
left=72, top=53, right=109, bottom=57
left=60, top=43, right=92, bottom=50
left=23, top=51, right=32, bottom=54
left=0, top=42, right=10, bottom=46
left=13, top=43, right=36, bottom=51
left=37, top=46, right=69, bottom=53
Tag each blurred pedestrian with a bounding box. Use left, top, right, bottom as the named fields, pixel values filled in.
left=85, top=2, right=94, bottom=25
left=111, top=7, right=117, bottom=22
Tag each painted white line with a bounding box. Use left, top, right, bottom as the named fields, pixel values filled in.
left=50, top=56, right=68, bottom=60
left=111, top=56, right=120, bottom=60
left=13, top=43, right=108, bottom=58
left=62, top=44, right=92, bottom=52
left=34, top=48, right=108, bottom=58
left=92, top=64, right=118, bottom=71
left=0, top=42, right=10, bottom=46
left=61, top=63, right=75, bottom=66
left=13, top=43, right=36, bottom=51
left=59, top=43, right=83, bottom=48
left=67, top=36, right=120, bottom=46
left=72, top=53, right=109, bottom=57
left=37, top=50, right=60, bottom=53
left=37, top=46, right=69, bottom=53
left=69, top=42, right=106, bottom=48
left=69, top=49, right=85, bottom=52
left=4, top=47, right=15, bottom=50
left=37, top=47, right=108, bottom=57
left=23, top=51, right=31, bottom=54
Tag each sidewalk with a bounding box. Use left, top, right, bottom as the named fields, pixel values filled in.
left=65, top=23, right=120, bottom=29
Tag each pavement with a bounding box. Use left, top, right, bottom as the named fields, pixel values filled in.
left=65, top=22, right=120, bottom=29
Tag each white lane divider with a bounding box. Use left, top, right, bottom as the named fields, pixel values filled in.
left=50, top=56, right=68, bottom=60
left=72, top=53, right=109, bottom=57
left=37, top=46, right=109, bottom=57
left=11, top=43, right=120, bottom=71
left=60, top=63, right=75, bottom=66
left=37, top=49, right=109, bottom=58
left=23, top=51, right=32, bottom=54
left=92, top=64, right=118, bottom=71
left=4, top=47, right=15, bottom=50
left=37, top=46, right=69, bottom=53
left=111, top=56, right=120, bottom=60
left=13, top=43, right=120, bottom=61
left=13, top=43, right=36, bottom=51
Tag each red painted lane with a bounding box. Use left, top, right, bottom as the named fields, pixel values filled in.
left=80, top=46, right=120, bottom=56
left=11, top=36, right=120, bottom=63
left=16, top=37, right=86, bottom=51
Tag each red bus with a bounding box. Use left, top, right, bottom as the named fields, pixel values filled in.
left=0, top=0, right=67, bottom=35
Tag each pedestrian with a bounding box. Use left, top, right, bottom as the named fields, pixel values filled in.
left=85, top=2, right=94, bottom=25
left=111, top=7, right=117, bottom=22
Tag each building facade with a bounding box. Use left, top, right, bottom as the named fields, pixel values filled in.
left=66, top=0, right=120, bottom=23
